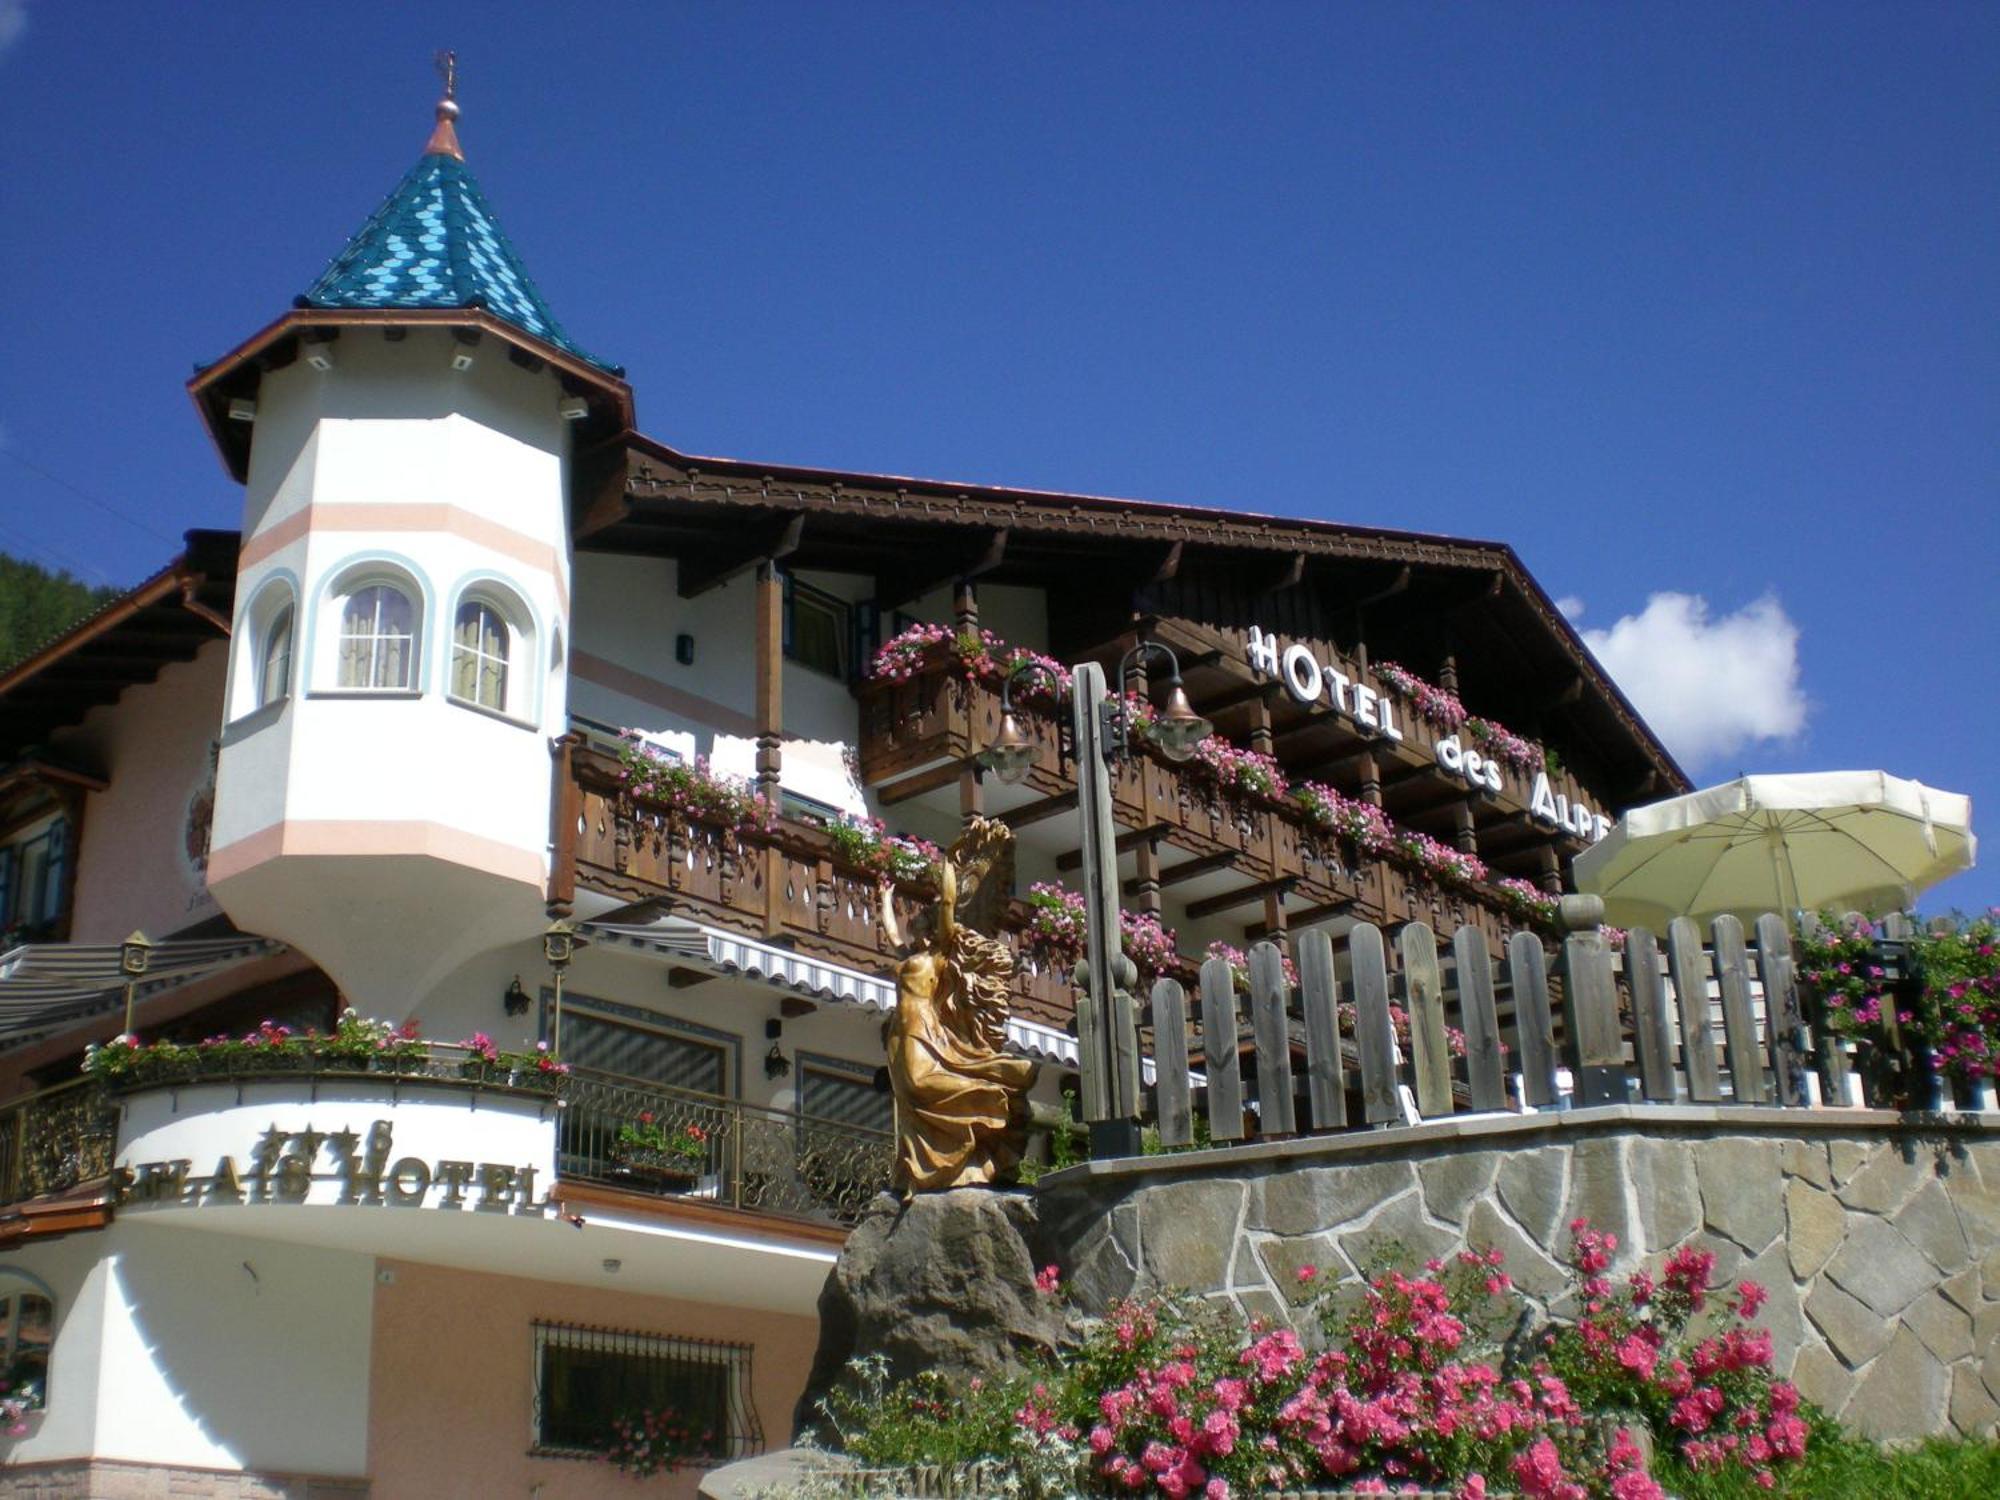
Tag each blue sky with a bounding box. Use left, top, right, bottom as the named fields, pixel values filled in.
left=1, top=3, right=1994, bottom=912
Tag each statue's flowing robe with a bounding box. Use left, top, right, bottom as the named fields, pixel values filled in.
left=888, top=926, right=1037, bottom=1191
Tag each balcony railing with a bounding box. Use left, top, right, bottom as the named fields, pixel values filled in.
left=560, top=744, right=1077, bottom=1027
left=0, top=1078, right=118, bottom=1206
left=855, top=661, right=1531, bottom=950
left=559, top=1068, right=894, bottom=1226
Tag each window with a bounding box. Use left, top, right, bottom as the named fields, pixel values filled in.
left=782, top=577, right=851, bottom=680
left=335, top=583, right=417, bottom=690
left=0, top=1280, right=53, bottom=1416
left=258, top=603, right=294, bottom=708
left=451, top=600, right=510, bottom=711
left=800, top=1059, right=893, bottom=1135
left=563, top=1013, right=727, bottom=1095
left=0, top=817, right=68, bottom=944
left=532, top=1322, right=758, bottom=1464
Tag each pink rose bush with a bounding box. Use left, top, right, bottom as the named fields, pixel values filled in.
left=816, top=1222, right=1810, bottom=1497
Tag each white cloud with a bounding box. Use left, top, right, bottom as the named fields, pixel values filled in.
left=0, top=3, right=26, bottom=63
left=1578, top=591, right=1807, bottom=772
left=1554, top=595, right=1585, bottom=620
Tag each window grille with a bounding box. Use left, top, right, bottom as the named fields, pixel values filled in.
left=530, top=1321, right=759, bottom=1463
left=800, top=1059, right=893, bottom=1135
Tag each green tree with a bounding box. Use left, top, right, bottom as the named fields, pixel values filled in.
left=0, top=554, right=118, bottom=671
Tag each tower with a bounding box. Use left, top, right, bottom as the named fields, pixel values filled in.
left=190, top=67, right=631, bottom=1014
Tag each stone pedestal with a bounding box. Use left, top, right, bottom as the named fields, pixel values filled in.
left=793, top=1187, right=1062, bottom=1437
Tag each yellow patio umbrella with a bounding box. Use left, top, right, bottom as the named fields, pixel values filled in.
left=1571, top=771, right=1974, bottom=930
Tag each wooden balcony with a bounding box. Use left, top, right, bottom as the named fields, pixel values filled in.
left=559, top=745, right=1078, bottom=1030
left=854, top=662, right=1537, bottom=953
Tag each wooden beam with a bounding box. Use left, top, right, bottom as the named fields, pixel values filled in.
left=998, top=789, right=1077, bottom=829
left=874, top=527, right=1009, bottom=611
left=1184, top=875, right=1295, bottom=921
left=1246, top=898, right=1355, bottom=938
left=1141, top=849, right=1239, bottom=891
left=1054, top=822, right=1172, bottom=872
left=876, top=756, right=973, bottom=807
left=677, top=511, right=805, bottom=598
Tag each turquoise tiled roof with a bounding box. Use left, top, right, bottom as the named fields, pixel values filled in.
left=299, top=150, right=619, bottom=375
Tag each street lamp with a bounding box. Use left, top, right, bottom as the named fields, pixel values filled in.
left=541, top=920, right=583, bottom=1057
left=976, top=642, right=1213, bottom=1158
left=119, top=930, right=154, bottom=1039
left=978, top=643, right=1212, bottom=784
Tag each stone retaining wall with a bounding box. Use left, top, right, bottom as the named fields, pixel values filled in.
left=1033, top=1104, right=2000, bottom=1443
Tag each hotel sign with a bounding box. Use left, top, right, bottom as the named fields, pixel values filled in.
left=117, top=1118, right=560, bottom=1216
left=1243, top=628, right=1609, bottom=841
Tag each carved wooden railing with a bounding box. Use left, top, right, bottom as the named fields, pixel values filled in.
left=564, top=746, right=1076, bottom=1027
left=855, top=665, right=1533, bottom=953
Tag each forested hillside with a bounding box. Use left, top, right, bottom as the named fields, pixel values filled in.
left=0, top=554, right=118, bottom=670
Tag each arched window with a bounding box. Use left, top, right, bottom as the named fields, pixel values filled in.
left=451, top=600, right=510, bottom=711
left=258, top=603, right=294, bottom=708
left=336, top=584, right=416, bottom=690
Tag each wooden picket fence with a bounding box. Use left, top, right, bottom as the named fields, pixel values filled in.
left=1144, top=911, right=1974, bottom=1146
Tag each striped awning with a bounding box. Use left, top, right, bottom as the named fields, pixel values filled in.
left=0, top=935, right=285, bottom=1049
left=575, top=918, right=1117, bottom=1075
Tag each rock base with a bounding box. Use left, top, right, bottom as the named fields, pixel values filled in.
left=792, top=1187, right=1063, bottom=1438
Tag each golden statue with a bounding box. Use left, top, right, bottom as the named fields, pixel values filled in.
left=880, top=817, right=1038, bottom=1193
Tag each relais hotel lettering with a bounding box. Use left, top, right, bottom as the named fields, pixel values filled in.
left=1244, top=627, right=1613, bottom=841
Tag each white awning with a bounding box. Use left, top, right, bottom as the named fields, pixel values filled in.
left=0, top=935, right=285, bottom=1048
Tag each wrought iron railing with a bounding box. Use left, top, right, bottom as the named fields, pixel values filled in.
left=0, top=1078, right=118, bottom=1205
left=559, top=1068, right=895, bottom=1226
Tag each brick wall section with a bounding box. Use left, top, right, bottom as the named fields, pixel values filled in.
left=1033, top=1104, right=2000, bottom=1444
left=0, top=1461, right=367, bottom=1500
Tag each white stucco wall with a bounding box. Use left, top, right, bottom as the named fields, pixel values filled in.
left=0, top=1224, right=373, bottom=1476
left=62, top=643, right=228, bottom=943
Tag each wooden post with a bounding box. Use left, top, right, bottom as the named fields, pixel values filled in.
left=1349, top=923, right=1401, bottom=1124
left=1753, top=912, right=1808, bottom=1107
left=1560, top=931, right=1625, bottom=1105
left=1711, top=915, right=1767, bottom=1104
left=1626, top=928, right=1676, bottom=1102
left=1074, top=662, right=1142, bottom=1141
left=1452, top=925, right=1507, bottom=1110
left=1298, top=928, right=1346, bottom=1129
left=1131, top=836, right=1162, bottom=917
left=546, top=732, right=582, bottom=916
left=955, top=580, right=984, bottom=820
left=1507, top=931, right=1558, bottom=1106
left=1249, top=942, right=1296, bottom=1136
left=753, top=562, right=783, bottom=799
left=1666, top=917, right=1723, bottom=1103
left=1151, top=977, right=1193, bottom=1148
left=1535, top=842, right=1561, bottom=896
left=1248, top=693, right=1274, bottom=758
left=1400, top=922, right=1453, bottom=1118
left=1199, top=956, right=1245, bottom=1141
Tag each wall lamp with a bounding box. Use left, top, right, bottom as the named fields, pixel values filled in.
left=502, top=975, right=530, bottom=1016
left=976, top=641, right=1212, bottom=787
left=763, top=1018, right=791, bottom=1080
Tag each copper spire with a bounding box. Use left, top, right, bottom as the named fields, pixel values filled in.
left=425, top=50, right=464, bottom=160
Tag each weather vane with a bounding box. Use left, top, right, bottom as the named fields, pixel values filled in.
left=434, top=49, right=458, bottom=104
